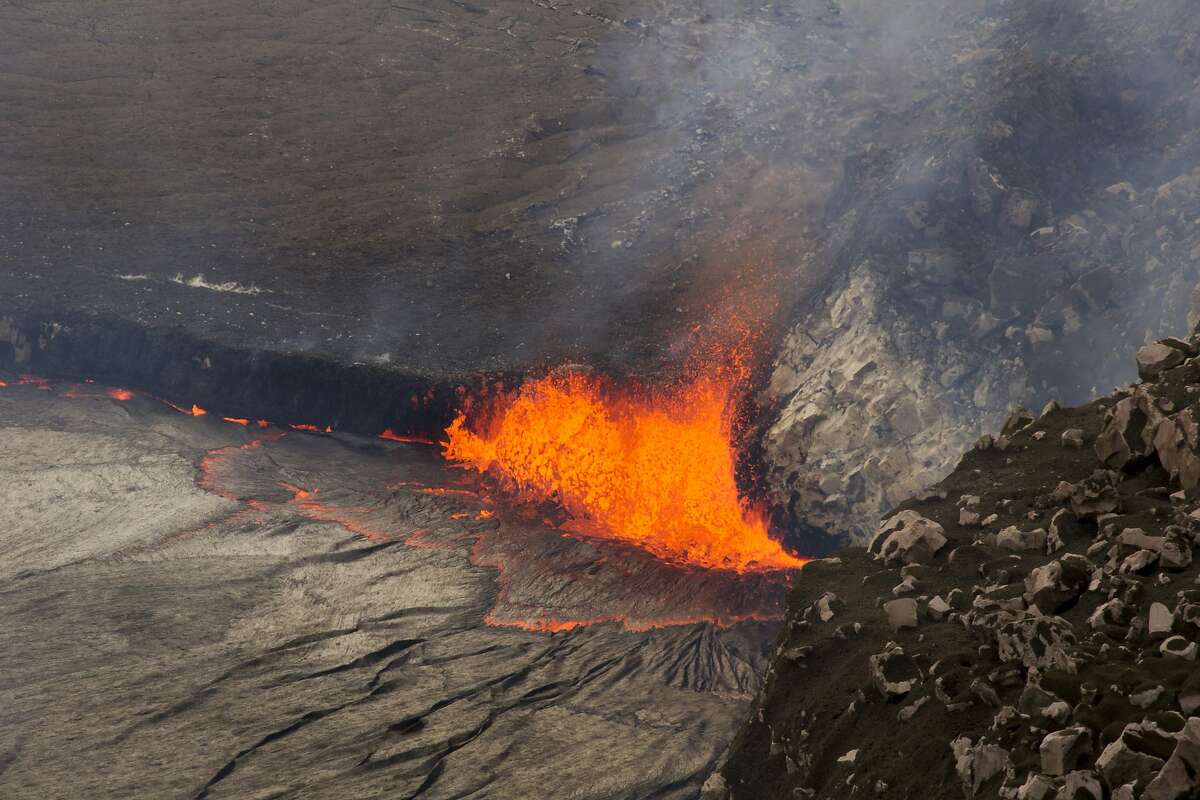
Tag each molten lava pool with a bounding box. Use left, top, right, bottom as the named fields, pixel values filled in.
left=443, top=368, right=805, bottom=573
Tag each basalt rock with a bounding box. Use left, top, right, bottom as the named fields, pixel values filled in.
left=1056, top=770, right=1103, bottom=800
left=869, top=645, right=922, bottom=699
left=1095, top=722, right=1169, bottom=788
left=996, top=615, right=1078, bottom=674
left=1025, top=555, right=1090, bottom=614
left=1143, top=717, right=1200, bottom=800
left=1136, top=340, right=1195, bottom=382
left=1041, top=727, right=1094, bottom=777
left=1069, top=471, right=1123, bottom=519
left=1153, top=407, right=1200, bottom=491
left=869, top=510, right=948, bottom=566
left=1096, top=392, right=1166, bottom=472
left=952, top=736, right=1010, bottom=799
left=998, top=526, right=1048, bottom=553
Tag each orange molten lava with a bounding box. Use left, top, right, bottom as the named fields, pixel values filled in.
left=379, top=428, right=438, bottom=446
left=443, top=369, right=805, bottom=573
left=291, top=423, right=333, bottom=433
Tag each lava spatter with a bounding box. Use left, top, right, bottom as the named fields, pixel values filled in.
left=443, top=364, right=805, bottom=573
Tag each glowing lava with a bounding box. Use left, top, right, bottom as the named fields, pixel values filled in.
left=379, top=428, right=438, bottom=446
left=443, top=366, right=805, bottom=573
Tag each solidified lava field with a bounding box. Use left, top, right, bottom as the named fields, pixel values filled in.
left=0, top=376, right=792, bottom=799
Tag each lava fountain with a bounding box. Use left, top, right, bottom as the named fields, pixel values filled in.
left=443, top=346, right=806, bottom=573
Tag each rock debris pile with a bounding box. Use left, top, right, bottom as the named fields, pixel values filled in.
left=717, top=330, right=1200, bottom=799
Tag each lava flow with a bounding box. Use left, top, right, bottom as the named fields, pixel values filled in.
left=443, top=357, right=806, bottom=573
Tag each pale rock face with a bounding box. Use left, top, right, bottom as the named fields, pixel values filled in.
left=761, top=263, right=1018, bottom=542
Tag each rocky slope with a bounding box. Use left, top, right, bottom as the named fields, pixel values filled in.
left=717, top=332, right=1200, bottom=799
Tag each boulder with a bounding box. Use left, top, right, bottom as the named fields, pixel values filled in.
left=1149, top=602, right=1175, bottom=639
left=1061, top=429, right=1086, bottom=448
left=1120, top=549, right=1159, bottom=574
left=1002, top=405, right=1036, bottom=437
left=1096, top=723, right=1168, bottom=788
left=928, top=595, right=952, bottom=621
left=1160, top=532, right=1194, bottom=571
left=884, top=597, right=919, bottom=630
left=1047, top=509, right=1087, bottom=553
left=1016, top=773, right=1056, bottom=800
left=1040, top=727, right=1093, bottom=776
left=1111, top=784, right=1136, bottom=800
left=952, top=736, right=1009, bottom=799
left=1020, top=683, right=1066, bottom=722
left=1181, top=673, right=1200, bottom=716
left=1096, top=393, right=1165, bottom=471
left=869, top=645, right=921, bottom=699
left=1118, top=527, right=1166, bottom=552
left=870, top=510, right=948, bottom=565
left=1068, top=471, right=1122, bottom=519
left=1154, top=407, right=1200, bottom=491
left=1131, top=686, right=1165, bottom=708
left=998, top=526, right=1048, bottom=552
left=1144, top=717, right=1200, bottom=800
left=1089, top=598, right=1131, bottom=630
left=1160, top=636, right=1198, bottom=660
left=815, top=592, right=843, bottom=622
left=1055, top=770, right=1102, bottom=800
left=699, top=772, right=730, bottom=800
left=1024, top=553, right=1090, bottom=613
left=1136, top=339, right=1193, bottom=382
left=997, top=615, right=1078, bottom=673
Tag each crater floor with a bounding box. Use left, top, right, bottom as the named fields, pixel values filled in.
left=0, top=378, right=789, bottom=799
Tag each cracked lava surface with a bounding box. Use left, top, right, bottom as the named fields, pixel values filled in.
left=0, top=376, right=796, bottom=799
